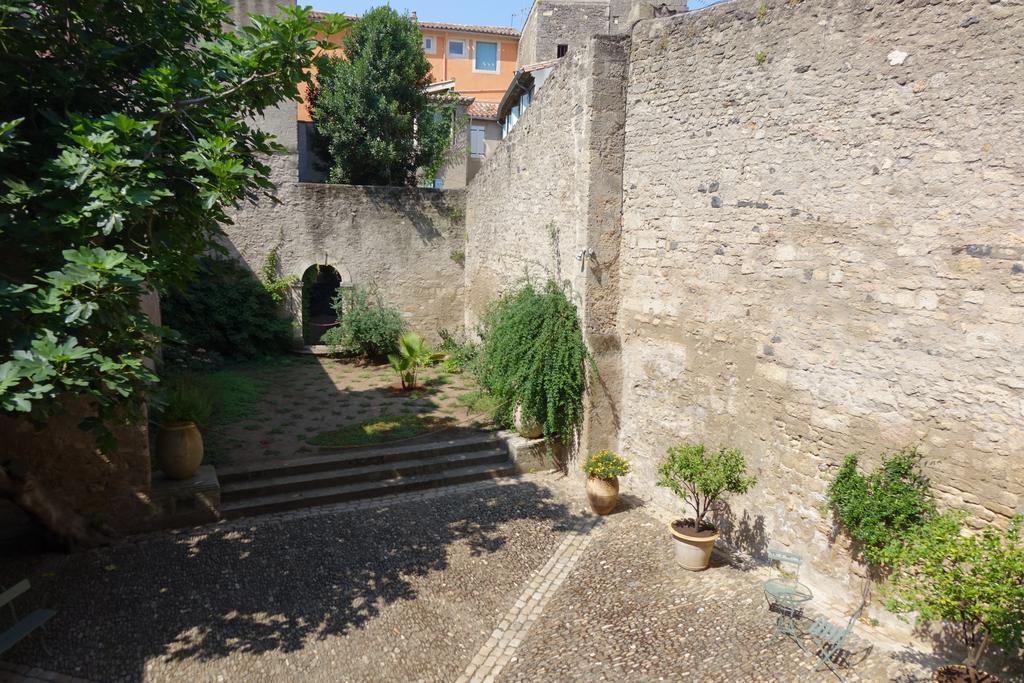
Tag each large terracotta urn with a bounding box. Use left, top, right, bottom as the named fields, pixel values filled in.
left=156, top=422, right=204, bottom=480
left=669, top=520, right=720, bottom=571
left=586, top=476, right=620, bottom=515
left=513, top=404, right=543, bottom=439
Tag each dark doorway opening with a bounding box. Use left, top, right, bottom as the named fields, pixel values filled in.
left=302, top=264, right=342, bottom=344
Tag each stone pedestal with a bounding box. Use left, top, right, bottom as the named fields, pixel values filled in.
left=148, top=465, right=221, bottom=530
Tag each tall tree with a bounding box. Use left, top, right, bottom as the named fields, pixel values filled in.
left=310, top=6, right=461, bottom=186
left=0, top=0, right=345, bottom=542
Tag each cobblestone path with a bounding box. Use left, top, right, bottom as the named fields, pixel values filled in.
left=0, top=474, right=987, bottom=682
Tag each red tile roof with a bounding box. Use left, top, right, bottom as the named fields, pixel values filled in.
left=466, top=101, right=500, bottom=120
left=309, top=11, right=520, bottom=38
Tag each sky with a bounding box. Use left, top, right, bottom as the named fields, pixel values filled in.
left=308, top=0, right=724, bottom=30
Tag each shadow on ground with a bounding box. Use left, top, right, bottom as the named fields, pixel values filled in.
left=0, top=480, right=584, bottom=682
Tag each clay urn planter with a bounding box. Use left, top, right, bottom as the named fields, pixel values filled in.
left=932, top=665, right=1000, bottom=683
left=513, top=403, right=543, bottom=440
left=586, top=476, right=620, bottom=515
left=155, top=376, right=213, bottom=481
left=669, top=520, right=721, bottom=571
left=156, top=422, right=204, bottom=480
left=656, top=443, right=756, bottom=572
left=582, top=450, right=630, bottom=515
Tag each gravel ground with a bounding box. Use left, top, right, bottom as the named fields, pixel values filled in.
left=0, top=480, right=584, bottom=683
left=4, top=474, right=1010, bottom=683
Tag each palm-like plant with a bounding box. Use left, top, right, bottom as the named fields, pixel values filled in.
left=388, top=332, right=443, bottom=390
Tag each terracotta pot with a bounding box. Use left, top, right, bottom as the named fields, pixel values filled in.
left=156, top=422, right=204, bottom=480
left=669, top=522, right=720, bottom=571
left=513, top=404, right=543, bottom=439
left=932, top=665, right=1000, bottom=683
left=586, top=476, right=619, bottom=515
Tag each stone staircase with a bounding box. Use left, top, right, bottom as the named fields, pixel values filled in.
left=216, top=432, right=515, bottom=519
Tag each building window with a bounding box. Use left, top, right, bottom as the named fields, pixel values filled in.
left=474, top=41, right=499, bottom=72
left=470, top=126, right=486, bottom=158
left=448, top=39, right=466, bottom=57
left=556, top=44, right=568, bottom=58
left=423, top=36, right=435, bottom=54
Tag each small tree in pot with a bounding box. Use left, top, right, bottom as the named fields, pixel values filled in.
left=885, top=513, right=1024, bottom=683
left=657, top=443, right=756, bottom=571
left=582, top=450, right=630, bottom=515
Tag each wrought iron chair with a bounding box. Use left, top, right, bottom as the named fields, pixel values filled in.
left=763, top=548, right=811, bottom=638
left=801, top=593, right=868, bottom=681
left=0, top=580, right=55, bottom=656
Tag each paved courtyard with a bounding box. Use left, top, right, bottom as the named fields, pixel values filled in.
left=0, top=475, right=953, bottom=682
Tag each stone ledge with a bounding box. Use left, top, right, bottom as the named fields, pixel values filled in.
left=147, top=465, right=221, bottom=531
left=497, top=431, right=567, bottom=473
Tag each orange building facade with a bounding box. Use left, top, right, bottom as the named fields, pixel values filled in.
left=299, top=15, right=520, bottom=123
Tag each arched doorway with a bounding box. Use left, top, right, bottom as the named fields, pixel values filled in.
left=301, top=264, right=342, bottom=344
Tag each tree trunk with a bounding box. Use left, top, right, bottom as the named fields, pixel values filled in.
left=0, top=465, right=115, bottom=550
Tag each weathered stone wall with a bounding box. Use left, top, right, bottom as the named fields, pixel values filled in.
left=465, top=35, right=629, bottom=456
left=517, top=1, right=612, bottom=65
left=619, top=0, right=1024, bottom=602
left=224, top=155, right=467, bottom=342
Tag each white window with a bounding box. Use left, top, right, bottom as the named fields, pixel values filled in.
left=470, top=126, right=486, bottom=158
left=448, top=39, right=465, bottom=57
left=423, top=36, right=435, bottom=54
left=474, top=41, right=499, bottom=73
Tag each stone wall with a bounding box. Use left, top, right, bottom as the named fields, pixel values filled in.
left=467, top=0, right=1024, bottom=628
left=619, top=0, right=1024, bottom=600
left=517, top=1, right=613, bottom=65
left=224, top=155, right=467, bottom=342
left=465, top=35, right=629, bottom=456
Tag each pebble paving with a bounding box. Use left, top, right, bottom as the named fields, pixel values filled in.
left=0, top=474, right=984, bottom=683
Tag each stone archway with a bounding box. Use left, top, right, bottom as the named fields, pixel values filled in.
left=301, top=264, right=343, bottom=345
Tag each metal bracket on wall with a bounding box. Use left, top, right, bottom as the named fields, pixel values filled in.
left=576, top=247, right=596, bottom=272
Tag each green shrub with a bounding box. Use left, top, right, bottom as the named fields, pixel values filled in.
left=322, top=286, right=404, bottom=359
left=657, top=443, right=756, bottom=530
left=388, top=331, right=443, bottom=389
left=260, top=247, right=297, bottom=305
left=161, top=256, right=293, bottom=359
left=583, top=450, right=631, bottom=480
left=885, top=514, right=1024, bottom=669
left=826, top=448, right=936, bottom=566
left=477, top=280, right=590, bottom=443
left=157, top=376, right=214, bottom=425
left=438, top=328, right=479, bottom=374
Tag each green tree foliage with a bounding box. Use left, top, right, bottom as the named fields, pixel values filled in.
left=322, top=286, right=405, bottom=359
left=161, top=257, right=293, bottom=359
left=0, top=0, right=345, bottom=426
left=826, top=448, right=936, bottom=566
left=260, top=247, right=298, bottom=305
left=885, top=514, right=1024, bottom=669
left=657, top=443, right=756, bottom=530
left=477, top=280, right=590, bottom=444
left=310, top=6, right=462, bottom=186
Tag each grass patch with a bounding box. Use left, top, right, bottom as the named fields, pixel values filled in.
left=308, top=414, right=456, bottom=449
left=457, top=390, right=500, bottom=416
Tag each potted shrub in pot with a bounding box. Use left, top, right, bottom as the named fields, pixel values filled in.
left=582, top=450, right=630, bottom=515
left=657, top=443, right=756, bottom=571
left=885, top=513, right=1023, bottom=683
left=155, top=377, right=214, bottom=480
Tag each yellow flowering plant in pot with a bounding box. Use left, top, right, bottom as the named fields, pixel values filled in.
left=582, top=450, right=630, bottom=515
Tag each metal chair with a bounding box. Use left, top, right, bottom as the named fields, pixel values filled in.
left=802, top=601, right=866, bottom=681
left=0, top=580, right=55, bottom=656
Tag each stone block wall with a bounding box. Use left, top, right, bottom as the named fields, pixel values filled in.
left=464, top=36, right=629, bottom=456
left=224, top=155, right=467, bottom=343
left=619, top=0, right=1024, bottom=599
left=517, top=1, right=613, bottom=65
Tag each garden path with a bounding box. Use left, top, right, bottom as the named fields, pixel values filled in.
left=0, top=474, right=949, bottom=683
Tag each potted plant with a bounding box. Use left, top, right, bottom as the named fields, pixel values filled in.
left=885, top=513, right=1023, bottom=683
left=155, top=377, right=214, bottom=480
left=657, top=443, right=756, bottom=571
left=582, top=450, right=630, bottom=515
left=388, top=331, right=443, bottom=390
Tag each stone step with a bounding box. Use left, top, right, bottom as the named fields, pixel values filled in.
left=220, top=448, right=509, bottom=501
left=220, top=462, right=516, bottom=519
left=216, top=432, right=502, bottom=485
